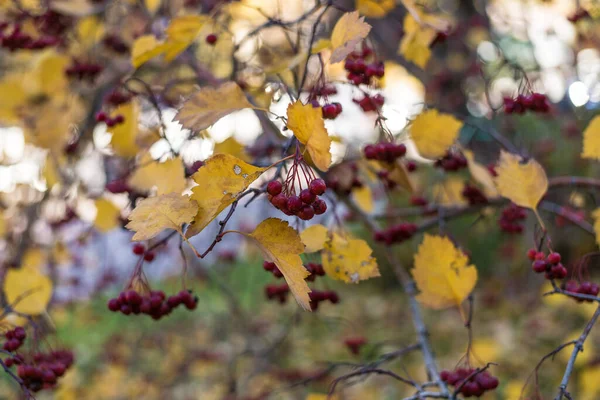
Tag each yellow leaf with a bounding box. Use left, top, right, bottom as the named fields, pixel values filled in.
left=126, top=193, right=198, bottom=241
left=129, top=155, right=187, bottom=195
left=186, top=154, right=265, bottom=238
left=356, top=0, right=396, bottom=18
left=31, top=50, right=70, bottom=97
left=163, top=15, right=209, bottom=61
left=0, top=211, right=4, bottom=237
left=144, top=0, right=161, bottom=14
left=463, top=150, right=499, bottom=197
left=352, top=185, right=374, bottom=213
left=213, top=137, right=248, bottom=161
left=411, top=234, right=477, bottom=309
left=330, top=11, right=372, bottom=64
left=176, top=82, right=254, bottom=131
left=432, top=177, right=467, bottom=207
left=108, top=101, right=139, bottom=158
left=4, top=268, right=52, bottom=315
left=582, top=115, right=600, bottom=160
left=399, top=13, right=436, bottom=68
left=386, top=160, right=414, bottom=193
left=76, top=16, right=104, bottom=49
left=286, top=101, right=331, bottom=171
left=0, top=75, right=27, bottom=123
left=246, top=218, right=311, bottom=310
left=52, top=241, right=71, bottom=265
left=494, top=151, right=548, bottom=210
left=300, top=224, right=328, bottom=253
left=306, top=394, right=339, bottom=400
left=22, top=248, right=46, bottom=270
left=311, top=38, right=331, bottom=54
left=410, top=109, right=462, bottom=159
left=94, top=198, right=121, bottom=233
left=131, top=35, right=167, bottom=68
left=50, top=0, right=98, bottom=16
left=592, top=209, right=600, bottom=247
left=322, top=233, right=380, bottom=283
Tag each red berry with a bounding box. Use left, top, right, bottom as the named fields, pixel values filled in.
left=547, top=252, right=561, bottom=265
left=286, top=196, right=303, bottom=213
left=550, top=264, right=567, bottom=279
left=309, top=179, right=326, bottom=195
left=133, top=243, right=145, bottom=255
left=95, top=111, right=107, bottom=122
left=532, top=260, right=547, bottom=273
left=267, top=181, right=282, bottom=196
left=527, top=248, right=538, bottom=261
left=312, top=199, right=327, bottom=215
left=206, top=33, right=218, bottom=45
left=300, top=188, right=316, bottom=204
left=107, top=298, right=120, bottom=312
left=298, top=205, right=315, bottom=220
left=144, top=251, right=155, bottom=262
left=271, top=193, right=288, bottom=209
left=364, top=145, right=377, bottom=159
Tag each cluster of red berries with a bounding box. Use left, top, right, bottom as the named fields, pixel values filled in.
left=104, top=88, right=131, bottom=107
left=309, top=290, right=339, bottom=311
left=65, top=59, right=103, bottom=82
left=410, top=195, right=428, bottom=207
left=0, top=24, right=58, bottom=51
left=498, top=204, right=527, bottom=234
left=564, top=280, right=600, bottom=302
left=305, top=262, right=326, bottom=281
left=266, top=178, right=327, bottom=220
left=312, top=83, right=337, bottom=97
left=34, top=10, right=72, bottom=37
left=568, top=8, right=590, bottom=23
left=343, top=336, right=367, bottom=355
left=132, top=243, right=155, bottom=262
left=527, top=249, right=567, bottom=280
left=95, top=111, right=125, bottom=127
left=440, top=368, right=499, bottom=397
left=344, top=46, right=384, bottom=86
left=374, top=222, right=417, bottom=245
left=462, top=184, right=488, bottom=206
left=2, top=327, right=26, bottom=352
left=353, top=93, right=385, bottom=112
left=321, top=102, right=343, bottom=119
left=105, top=178, right=131, bottom=193
left=102, top=34, right=130, bottom=54
left=206, top=33, right=218, bottom=45
left=107, top=289, right=198, bottom=320
left=364, top=142, right=407, bottom=163
left=434, top=151, right=468, bottom=172
left=503, top=93, right=550, bottom=114
left=265, top=283, right=290, bottom=303
left=16, top=350, right=74, bottom=392
left=263, top=261, right=283, bottom=278
left=405, top=160, right=417, bottom=172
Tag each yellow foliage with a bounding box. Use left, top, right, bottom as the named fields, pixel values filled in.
left=463, top=150, right=499, bottom=197
left=399, top=14, right=436, bottom=68
left=352, top=185, right=374, bottom=213
left=330, top=11, right=372, bottom=63
left=411, top=234, right=477, bottom=309
left=4, top=268, right=52, bottom=315
left=126, top=193, right=198, bottom=241
left=286, top=101, right=331, bottom=171
left=108, top=101, right=140, bottom=158
left=176, top=82, right=254, bottom=131
left=22, top=248, right=46, bottom=270
left=593, top=209, right=600, bottom=247
left=356, top=0, right=396, bottom=18
left=213, top=137, right=248, bottom=161
left=494, top=151, right=548, bottom=210
left=410, top=109, right=463, bottom=159
left=131, top=35, right=167, bottom=68
left=128, top=155, right=187, bottom=195
left=144, top=0, right=161, bottom=14
left=246, top=218, right=311, bottom=310
left=432, top=177, right=467, bottom=207
left=186, top=154, right=265, bottom=238
left=94, top=198, right=121, bottom=233
left=322, top=233, right=380, bottom=283
left=582, top=115, right=600, bottom=160
left=300, top=224, right=329, bottom=253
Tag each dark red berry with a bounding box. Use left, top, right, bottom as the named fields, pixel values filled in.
left=267, top=181, right=283, bottom=196
left=309, top=179, right=326, bottom=195
left=133, top=243, right=145, bottom=255
left=300, top=188, right=316, bottom=204
left=206, top=33, right=218, bottom=45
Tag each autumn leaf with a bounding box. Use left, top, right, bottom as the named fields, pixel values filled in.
left=592, top=209, right=600, bottom=247
left=144, top=0, right=161, bottom=14
left=94, top=198, right=121, bottom=233
left=412, top=234, right=477, bottom=309
left=432, top=177, right=467, bottom=207
left=463, top=150, right=499, bottom=197
left=4, top=268, right=52, bottom=315
left=399, top=14, right=436, bottom=68
left=163, top=15, right=209, bottom=61
left=322, top=233, right=380, bottom=283
left=300, top=224, right=329, bottom=253
left=372, top=160, right=414, bottom=193
left=126, top=193, right=198, bottom=241
left=186, top=154, right=265, bottom=238
left=108, top=101, right=140, bottom=158
left=246, top=218, right=311, bottom=310
left=330, top=11, right=372, bottom=64
left=176, top=82, right=254, bottom=131
left=131, top=35, right=167, bottom=68
left=286, top=101, right=331, bottom=171
left=129, top=155, right=187, bottom=195
left=410, top=109, right=463, bottom=159
left=494, top=151, right=548, bottom=210
left=213, top=137, right=249, bottom=161
left=352, top=185, right=374, bottom=213
left=582, top=115, right=600, bottom=160
left=51, top=0, right=99, bottom=16
left=356, top=0, right=396, bottom=18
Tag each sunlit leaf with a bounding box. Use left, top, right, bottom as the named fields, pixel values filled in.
left=330, top=11, right=371, bottom=63
left=582, top=115, right=600, bottom=160
left=494, top=151, right=548, bottom=210
left=352, top=185, right=374, bottom=213
left=286, top=101, right=331, bottom=171
left=300, top=224, right=329, bottom=253
left=4, top=268, right=52, bottom=315
left=129, top=155, right=187, bottom=195
left=131, top=35, right=167, bottom=68
left=412, top=234, right=477, bottom=309
left=322, top=233, right=380, bottom=283
left=108, top=101, right=139, bottom=158
left=410, top=109, right=462, bottom=159
left=94, top=198, right=121, bottom=233
left=356, top=0, right=396, bottom=18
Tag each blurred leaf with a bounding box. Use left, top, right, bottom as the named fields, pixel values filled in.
left=129, top=155, right=187, bottom=195
left=126, top=193, right=198, bottom=241
left=94, top=198, right=121, bottom=233
left=4, top=268, right=52, bottom=315
left=399, top=14, right=435, bottom=68
left=356, top=0, right=395, bottom=18
left=322, top=233, right=380, bottom=283
left=330, top=11, right=371, bottom=63
left=432, top=177, right=467, bottom=206
left=108, top=101, right=140, bottom=158
left=131, top=35, right=167, bottom=68
left=186, top=154, right=265, bottom=238
left=410, top=109, right=462, bottom=159
left=464, top=149, right=498, bottom=197
left=213, top=137, right=248, bottom=161
left=412, top=234, right=477, bottom=309
left=246, top=218, right=311, bottom=310
left=494, top=150, right=548, bottom=210
left=286, top=101, right=331, bottom=171
left=300, top=224, right=328, bottom=253
left=352, top=185, right=374, bottom=213
left=176, top=82, right=254, bottom=131
left=144, top=0, right=161, bottom=14
left=582, top=115, right=600, bottom=160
